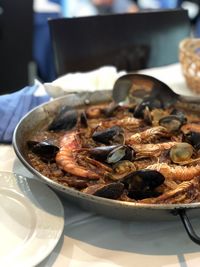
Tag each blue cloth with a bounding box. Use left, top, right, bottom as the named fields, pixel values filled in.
left=0, top=85, right=50, bottom=143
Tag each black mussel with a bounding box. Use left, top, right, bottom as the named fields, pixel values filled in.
left=106, top=145, right=135, bottom=164
left=133, top=96, right=162, bottom=119
left=170, top=109, right=187, bottom=124
left=122, top=169, right=165, bottom=200
left=27, top=140, right=59, bottom=162
left=159, top=115, right=183, bottom=132
left=65, top=177, right=88, bottom=189
left=87, top=145, right=120, bottom=161
left=87, top=145, right=135, bottom=164
left=80, top=111, right=88, bottom=128
left=83, top=183, right=124, bottom=199
left=184, top=131, right=200, bottom=151
left=92, top=126, right=124, bottom=145
left=48, top=106, right=78, bottom=131
left=102, top=102, right=119, bottom=117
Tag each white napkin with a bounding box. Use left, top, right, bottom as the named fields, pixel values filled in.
left=44, top=66, right=126, bottom=98
left=137, top=63, right=198, bottom=97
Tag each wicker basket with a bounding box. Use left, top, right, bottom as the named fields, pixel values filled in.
left=179, top=38, right=200, bottom=94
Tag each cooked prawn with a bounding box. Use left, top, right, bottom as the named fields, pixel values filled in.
left=146, top=162, right=200, bottom=181
left=100, top=117, right=143, bottom=130
left=126, top=126, right=169, bottom=144
left=181, top=123, right=200, bottom=134
left=140, top=177, right=200, bottom=204
left=131, top=142, right=178, bottom=158
left=56, top=131, right=100, bottom=179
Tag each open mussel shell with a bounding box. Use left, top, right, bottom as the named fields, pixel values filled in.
left=88, top=145, right=135, bottom=164
left=80, top=111, right=88, bottom=128
left=106, top=145, right=135, bottom=164
left=170, top=109, right=187, bottom=124
left=92, top=125, right=124, bottom=145
left=159, top=115, right=183, bottom=132
left=133, top=96, right=162, bottom=119
left=102, top=102, right=119, bottom=117
left=87, top=145, right=119, bottom=161
left=83, top=183, right=124, bottom=199
left=48, top=106, right=78, bottom=131
left=27, top=140, right=59, bottom=162
left=183, top=131, right=200, bottom=151
left=122, top=169, right=165, bottom=200
left=112, top=74, right=178, bottom=108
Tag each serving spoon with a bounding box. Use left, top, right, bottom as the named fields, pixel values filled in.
left=112, top=73, right=200, bottom=107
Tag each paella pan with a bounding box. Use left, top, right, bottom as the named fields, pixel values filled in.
left=13, top=74, right=200, bottom=245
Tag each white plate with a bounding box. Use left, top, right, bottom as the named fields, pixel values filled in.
left=0, top=171, right=64, bottom=267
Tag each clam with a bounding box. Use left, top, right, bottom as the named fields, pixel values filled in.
left=92, top=125, right=124, bottom=145
left=169, top=143, right=194, bottom=164
left=27, top=140, right=59, bottom=162
left=122, top=169, right=165, bottom=200
left=113, top=160, right=136, bottom=175
left=48, top=106, right=78, bottom=131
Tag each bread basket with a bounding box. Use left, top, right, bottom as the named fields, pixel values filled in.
left=179, top=38, right=200, bottom=94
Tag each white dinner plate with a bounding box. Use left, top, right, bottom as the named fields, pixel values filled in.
left=0, top=171, right=64, bottom=267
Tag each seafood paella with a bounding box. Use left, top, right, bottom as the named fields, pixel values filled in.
left=26, top=76, right=200, bottom=205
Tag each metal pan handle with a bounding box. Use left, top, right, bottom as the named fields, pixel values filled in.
left=177, top=209, right=200, bottom=245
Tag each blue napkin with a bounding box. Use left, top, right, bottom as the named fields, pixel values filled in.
left=0, top=85, right=50, bottom=143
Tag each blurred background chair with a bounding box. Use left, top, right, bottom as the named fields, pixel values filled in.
left=33, top=0, right=62, bottom=83
left=48, top=9, right=191, bottom=78
left=0, top=0, right=34, bottom=94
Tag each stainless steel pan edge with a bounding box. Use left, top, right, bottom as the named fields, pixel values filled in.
left=12, top=91, right=200, bottom=244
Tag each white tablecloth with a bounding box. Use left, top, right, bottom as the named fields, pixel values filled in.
left=2, top=64, right=200, bottom=267
left=1, top=149, right=200, bottom=267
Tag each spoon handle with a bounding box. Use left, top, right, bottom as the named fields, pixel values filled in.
left=179, top=95, right=200, bottom=103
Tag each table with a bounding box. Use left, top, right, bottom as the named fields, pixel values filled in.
left=2, top=64, right=200, bottom=267
left=1, top=143, right=200, bottom=267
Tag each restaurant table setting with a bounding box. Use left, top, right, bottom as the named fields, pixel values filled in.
left=2, top=63, right=200, bottom=267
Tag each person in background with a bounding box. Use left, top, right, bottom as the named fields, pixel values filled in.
left=137, top=0, right=200, bottom=36
left=64, top=0, right=138, bottom=17
left=33, top=0, right=62, bottom=82
left=137, top=0, right=178, bottom=9
left=177, top=0, right=200, bottom=36
left=91, top=0, right=138, bottom=14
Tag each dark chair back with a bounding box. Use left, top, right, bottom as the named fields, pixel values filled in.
left=0, top=0, right=33, bottom=94
left=49, top=9, right=191, bottom=77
